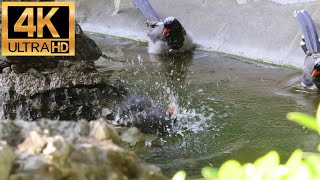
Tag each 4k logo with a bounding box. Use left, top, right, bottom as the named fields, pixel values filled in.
left=2, top=2, right=75, bottom=56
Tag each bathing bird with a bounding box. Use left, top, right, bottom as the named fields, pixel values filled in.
left=296, top=10, right=320, bottom=89
left=131, top=0, right=194, bottom=54
left=114, top=95, right=176, bottom=135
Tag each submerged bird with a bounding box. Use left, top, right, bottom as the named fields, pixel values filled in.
left=296, top=10, right=320, bottom=89
left=114, top=95, right=176, bottom=135
left=132, top=0, right=193, bottom=54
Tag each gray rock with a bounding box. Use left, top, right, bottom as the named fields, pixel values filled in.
left=0, top=62, right=125, bottom=120
left=139, top=164, right=168, bottom=180
left=120, top=127, right=158, bottom=147
left=72, top=23, right=103, bottom=62
left=0, top=120, right=166, bottom=180
left=18, top=131, right=46, bottom=156
left=89, top=119, right=122, bottom=145
left=120, top=127, right=142, bottom=146
left=0, top=62, right=104, bottom=97
left=0, top=121, right=23, bottom=145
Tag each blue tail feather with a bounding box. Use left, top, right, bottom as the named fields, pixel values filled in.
left=296, top=10, right=320, bottom=54
left=132, top=0, right=162, bottom=22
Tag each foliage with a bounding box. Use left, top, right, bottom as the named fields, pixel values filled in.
left=172, top=105, right=320, bottom=180
left=172, top=171, right=187, bottom=180
left=287, top=104, right=320, bottom=134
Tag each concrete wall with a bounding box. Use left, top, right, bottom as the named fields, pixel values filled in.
left=75, top=0, right=320, bottom=68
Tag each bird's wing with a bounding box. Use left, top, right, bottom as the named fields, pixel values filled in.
left=296, top=10, right=320, bottom=54
left=131, top=0, right=162, bottom=22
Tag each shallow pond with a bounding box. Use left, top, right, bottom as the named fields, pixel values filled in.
left=90, top=33, right=320, bottom=177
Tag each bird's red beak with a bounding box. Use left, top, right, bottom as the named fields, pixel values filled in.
left=163, top=28, right=171, bottom=36
left=311, top=70, right=320, bottom=77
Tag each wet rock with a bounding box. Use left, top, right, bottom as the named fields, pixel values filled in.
left=72, top=23, right=102, bottom=62
left=120, top=127, right=158, bottom=147
left=140, top=164, right=168, bottom=180
left=0, top=121, right=23, bottom=146
left=0, top=62, right=104, bottom=97
left=18, top=131, right=46, bottom=156
left=0, top=62, right=125, bottom=120
left=0, top=120, right=166, bottom=179
left=120, top=127, right=142, bottom=146
left=89, top=119, right=122, bottom=145
left=120, top=127, right=159, bottom=147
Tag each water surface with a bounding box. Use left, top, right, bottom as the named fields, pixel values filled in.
left=90, top=33, right=320, bottom=177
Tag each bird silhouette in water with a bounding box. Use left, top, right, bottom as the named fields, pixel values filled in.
left=113, top=94, right=176, bottom=135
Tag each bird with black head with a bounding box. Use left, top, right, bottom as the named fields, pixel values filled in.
left=132, top=0, right=194, bottom=54
left=296, top=10, right=320, bottom=89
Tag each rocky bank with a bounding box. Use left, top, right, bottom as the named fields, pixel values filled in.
left=0, top=119, right=166, bottom=180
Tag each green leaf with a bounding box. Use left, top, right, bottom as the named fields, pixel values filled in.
left=287, top=112, right=319, bottom=132
left=286, top=149, right=303, bottom=168
left=286, top=162, right=310, bottom=180
left=243, top=163, right=255, bottom=178
left=172, top=171, right=187, bottom=180
left=201, top=167, right=218, bottom=180
left=218, top=160, right=243, bottom=179
left=304, top=155, right=320, bottom=178
left=267, top=165, right=288, bottom=180
left=254, top=151, right=280, bottom=167
left=254, top=151, right=280, bottom=178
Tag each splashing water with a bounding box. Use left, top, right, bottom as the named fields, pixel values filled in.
left=104, top=51, right=217, bottom=137
left=148, top=40, right=169, bottom=54
left=92, top=34, right=320, bottom=178
left=161, top=86, right=215, bottom=135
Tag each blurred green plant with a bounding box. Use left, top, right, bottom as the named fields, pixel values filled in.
left=172, top=105, right=320, bottom=180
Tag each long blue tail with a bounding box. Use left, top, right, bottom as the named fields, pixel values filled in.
left=132, top=0, right=161, bottom=22
left=296, top=10, right=320, bottom=54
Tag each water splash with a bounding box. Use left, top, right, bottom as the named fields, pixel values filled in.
left=156, top=85, right=216, bottom=135
left=148, top=40, right=169, bottom=54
